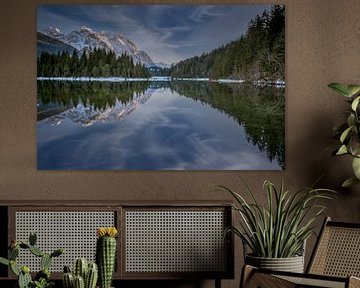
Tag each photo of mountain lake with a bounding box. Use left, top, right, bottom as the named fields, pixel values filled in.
left=37, top=5, right=285, bottom=170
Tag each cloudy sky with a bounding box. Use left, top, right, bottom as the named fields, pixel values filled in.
left=38, top=5, right=270, bottom=65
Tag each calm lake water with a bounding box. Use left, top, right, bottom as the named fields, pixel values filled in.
left=37, top=80, right=285, bottom=170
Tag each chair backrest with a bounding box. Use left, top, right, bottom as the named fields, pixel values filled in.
left=307, top=217, right=360, bottom=277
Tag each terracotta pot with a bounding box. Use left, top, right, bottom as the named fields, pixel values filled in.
left=245, top=254, right=304, bottom=273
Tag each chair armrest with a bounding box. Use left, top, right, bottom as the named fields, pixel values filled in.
left=349, top=276, right=360, bottom=288
left=240, top=265, right=255, bottom=288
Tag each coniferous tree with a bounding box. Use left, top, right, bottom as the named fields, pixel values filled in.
left=167, top=5, right=285, bottom=81
left=37, top=48, right=151, bottom=78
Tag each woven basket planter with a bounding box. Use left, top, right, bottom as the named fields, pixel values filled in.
left=245, top=254, right=305, bottom=273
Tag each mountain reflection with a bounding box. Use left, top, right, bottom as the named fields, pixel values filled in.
left=37, top=80, right=285, bottom=168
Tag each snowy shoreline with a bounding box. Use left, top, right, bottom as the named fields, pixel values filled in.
left=37, top=76, right=285, bottom=86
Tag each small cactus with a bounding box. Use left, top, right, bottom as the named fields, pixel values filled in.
left=63, top=259, right=98, bottom=288
left=63, top=272, right=74, bottom=288
left=85, top=263, right=98, bottom=288
left=74, top=275, right=85, bottom=288
left=96, top=227, right=118, bottom=288
left=0, top=232, right=63, bottom=288
left=18, top=269, right=32, bottom=288
left=74, top=258, right=88, bottom=279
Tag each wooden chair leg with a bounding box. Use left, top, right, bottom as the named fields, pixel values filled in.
left=215, top=278, right=221, bottom=288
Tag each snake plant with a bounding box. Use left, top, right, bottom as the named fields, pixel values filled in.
left=221, top=179, right=334, bottom=258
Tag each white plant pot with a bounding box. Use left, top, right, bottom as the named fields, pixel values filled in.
left=245, top=254, right=305, bottom=273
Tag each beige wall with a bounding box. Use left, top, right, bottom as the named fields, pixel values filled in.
left=1, top=0, right=360, bottom=287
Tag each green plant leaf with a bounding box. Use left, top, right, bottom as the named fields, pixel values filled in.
left=328, top=83, right=351, bottom=97
left=347, top=114, right=357, bottom=130
left=347, top=85, right=360, bottom=97
left=0, top=257, right=9, bottom=266
left=342, top=177, right=360, bottom=188
left=10, top=261, right=20, bottom=276
left=340, top=126, right=353, bottom=143
left=222, top=179, right=335, bottom=258
left=352, top=157, right=360, bottom=179
left=350, top=135, right=360, bottom=156
left=351, top=96, right=360, bottom=111
left=336, top=145, right=348, bottom=155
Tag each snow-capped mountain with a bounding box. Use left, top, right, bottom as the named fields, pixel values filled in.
left=154, top=62, right=171, bottom=69
left=37, top=32, right=78, bottom=56
left=42, top=26, right=155, bottom=67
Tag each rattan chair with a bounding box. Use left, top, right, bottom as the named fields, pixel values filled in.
left=241, top=217, right=360, bottom=288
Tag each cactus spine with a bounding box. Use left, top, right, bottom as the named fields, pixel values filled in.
left=96, top=227, right=118, bottom=288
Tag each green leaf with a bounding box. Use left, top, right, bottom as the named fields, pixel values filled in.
left=350, top=135, right=360, bottom=156
left=328, top=83, right=351, bottom=97
left=352, top=157, right=360, bottom=179
left=351, top=96, right=360, bottom=111
left=347, top=85, right=360, bottom=97
left=336, top=145, right=348, bottom=155
left=342, top=177, right=360, bottom=188
left=347, top=114, right=356, bottom=129
left=0, top=257, right=9, bottom=266
left=222, top=179, right=335, bottom=258
left=340, top=126, right=353, bottom=143
left=10, top=261, right=20, bottom=276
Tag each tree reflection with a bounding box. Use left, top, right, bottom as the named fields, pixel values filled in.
left=37, top=80, right=284, bottom=168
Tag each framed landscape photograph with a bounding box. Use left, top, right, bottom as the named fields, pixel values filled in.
left=37, top=4, right=285, bottom=170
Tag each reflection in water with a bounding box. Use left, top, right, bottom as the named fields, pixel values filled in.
left=37, top=80, right=285, bottom=170
left=37, top=81, right=151, bottom=120
left=41, top=88, right=155, bottom=127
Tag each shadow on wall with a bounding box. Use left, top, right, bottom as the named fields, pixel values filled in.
left=304, top=105, right=360, bottom=219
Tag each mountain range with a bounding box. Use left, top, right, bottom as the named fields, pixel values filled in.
left=38, top=26, right=156, bottom=67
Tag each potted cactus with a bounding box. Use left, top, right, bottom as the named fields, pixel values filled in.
left=96, top=227, right=118, bottom=288
left=0, top=232, right=63, bottom=288
left=62, top=258, right=98, bottom=288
